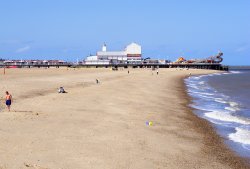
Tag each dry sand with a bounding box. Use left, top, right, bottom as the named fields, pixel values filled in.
left=0, top=68, right=248, bottom=169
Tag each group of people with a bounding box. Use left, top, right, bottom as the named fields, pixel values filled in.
left=5, top=79, right=101, bottom=112
left=3, top=87, right=65, bottom=112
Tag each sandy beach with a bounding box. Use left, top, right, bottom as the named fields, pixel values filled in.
left=0, top=68, right=248, bottom=169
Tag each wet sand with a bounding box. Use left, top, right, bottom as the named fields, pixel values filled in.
left=0, top=68, right=248, bottom=169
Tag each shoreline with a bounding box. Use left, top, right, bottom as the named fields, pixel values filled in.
left=0, top=68, right=249, bottom=168
left=181, top=74, right=250, bottom=168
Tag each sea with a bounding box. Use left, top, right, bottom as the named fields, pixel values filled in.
left=185, top=70, right=250, bottom=158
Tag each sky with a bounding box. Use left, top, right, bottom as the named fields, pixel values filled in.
left=0, top=0, right=249, bottom=65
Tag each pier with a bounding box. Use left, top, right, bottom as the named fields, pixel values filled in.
left=75, top=63, right=229, bottom=71
left=0, top=63, right=228, bottom=71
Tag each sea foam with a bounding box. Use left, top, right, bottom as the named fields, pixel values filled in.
left=229, top=127, right=250, bottom=145
left=204, top=111, right=250, bottom=125
left=186, top=71, right=250, bottom=157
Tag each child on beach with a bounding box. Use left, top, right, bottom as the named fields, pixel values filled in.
left=5, top=91, right=12, bottom=112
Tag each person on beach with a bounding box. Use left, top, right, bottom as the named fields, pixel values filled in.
left=157, top=69, right=159, bottom=75
left=5, top=91, right=12, bottom=112
left=58, top=87, right=66, bottom=93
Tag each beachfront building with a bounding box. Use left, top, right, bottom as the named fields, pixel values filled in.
left=84, top=43, right=142, bottom=65
left=125, top=43, right=142, bottom=64
left=84, top=55, right=110, bottom=65
left=97, top=44, right=127, bottom=64
left=0, top=58, right=5, bottom=65
left=2, top=60, right=68, bottom=67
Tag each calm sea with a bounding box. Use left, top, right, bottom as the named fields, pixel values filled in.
left=185, top=70, right=250, bottom=158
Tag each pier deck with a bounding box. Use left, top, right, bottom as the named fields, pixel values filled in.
left=0, top=63, right=228, bottom=71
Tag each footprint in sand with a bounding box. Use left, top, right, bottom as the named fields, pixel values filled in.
left=24, top=163, right=48, bottom=169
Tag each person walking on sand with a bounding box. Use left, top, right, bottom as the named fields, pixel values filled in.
left=5, top=91, right=12, bottom=112
left=96, top=79, right=99, bottom=84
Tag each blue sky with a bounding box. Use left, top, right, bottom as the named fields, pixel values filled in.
left=0, top=0, right=249, bottom=65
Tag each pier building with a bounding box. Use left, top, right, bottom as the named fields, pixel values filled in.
left=84, top=43, right=142, bottom=65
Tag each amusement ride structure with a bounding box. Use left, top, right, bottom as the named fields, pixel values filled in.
left=175, top=51, right=223, bottom=64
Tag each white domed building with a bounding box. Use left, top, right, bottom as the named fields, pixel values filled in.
left=84, top=43, right=142, bottom=65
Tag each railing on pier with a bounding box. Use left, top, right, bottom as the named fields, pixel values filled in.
left=0, top=62, right=229, bottom=71
left=75, top=63, right=228, bottom=71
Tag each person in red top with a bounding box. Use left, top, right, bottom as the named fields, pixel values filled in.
left=5, top=91, right=12, bottom=112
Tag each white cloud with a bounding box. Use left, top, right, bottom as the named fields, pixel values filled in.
left=16, top=45, right=31, bottom=53
left=236, top=45, right=250, bottom=52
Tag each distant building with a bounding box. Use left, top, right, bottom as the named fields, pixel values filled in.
left=84, top=43, right=142, bottom=65
left=1, top=60, right=68, bottom=67
left=0, top=58, right=5, bottom=65
left=84, top=55, right=109, bottom=65
left=125, top=43, right=142, bottom=63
